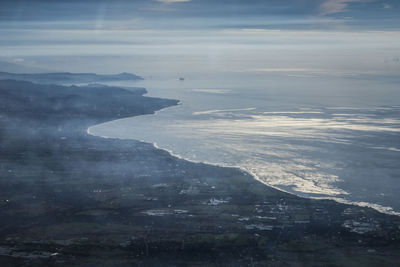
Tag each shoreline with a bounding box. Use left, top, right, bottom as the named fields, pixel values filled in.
left=2, top=78, right=400, bottom=265
left=87, top=102, right=400, bottom=217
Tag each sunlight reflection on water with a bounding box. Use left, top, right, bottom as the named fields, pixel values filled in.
left=89, top=73, right=400, bottom=215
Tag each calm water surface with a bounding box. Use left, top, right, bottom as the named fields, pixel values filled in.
left=89, top=72, right=400, bottom=215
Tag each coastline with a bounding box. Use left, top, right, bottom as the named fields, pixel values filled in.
left=2, top=79, right=400, bottom=266
left=87, top=109, right=400, bottom=217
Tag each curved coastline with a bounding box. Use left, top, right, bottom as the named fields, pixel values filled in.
left=87, top=103, right=400, bottom=217
left=3, top=78, right=400, bottom=265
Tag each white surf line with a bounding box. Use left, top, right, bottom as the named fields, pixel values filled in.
left=87, top=106, right=400, bottom=217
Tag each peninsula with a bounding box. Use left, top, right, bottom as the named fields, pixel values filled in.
left=0, top=77, right=399, bottom=266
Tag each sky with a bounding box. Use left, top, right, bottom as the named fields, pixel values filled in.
left=0, top=0, right=399, bottom=76
left=0, top=0, right=399, bottom=30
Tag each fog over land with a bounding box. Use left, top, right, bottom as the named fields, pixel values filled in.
left=1, top=0, right=400, bottom=266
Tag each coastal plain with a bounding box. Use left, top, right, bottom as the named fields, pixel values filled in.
left=0, top=78, right=399, bottom=266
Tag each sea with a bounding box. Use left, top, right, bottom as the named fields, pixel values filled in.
left=88, top=71, right=400, bottom=215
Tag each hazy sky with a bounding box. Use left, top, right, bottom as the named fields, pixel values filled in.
left=0, top=0, right=399, bottom=76
left=1, top=0, right=399, bottom=30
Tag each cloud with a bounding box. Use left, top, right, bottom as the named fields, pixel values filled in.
left=319, top=0, right=366, bottom=16
left=383, top=3, right=392, bottom=9
left=156, top=0, right=191, bottom=3
left=12, top=58, right=24, bottom=63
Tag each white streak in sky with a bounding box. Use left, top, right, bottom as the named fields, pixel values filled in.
left=156, top=0, right=191, bottom=3
left=319, top=0, right=368, bottom=16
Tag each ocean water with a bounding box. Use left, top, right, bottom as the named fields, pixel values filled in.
left=89, top=72, right=400, bottom=215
